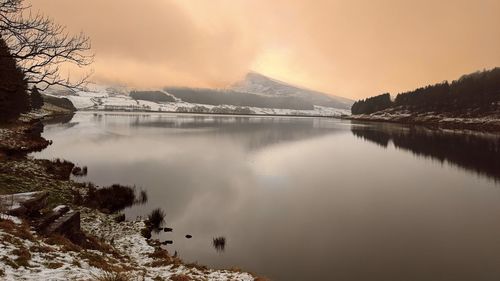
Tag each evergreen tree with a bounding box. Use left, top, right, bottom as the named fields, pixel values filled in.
left=30, top=86, right=43, bottom=110
left=352, top=68, right=500, bottom=115
left=0, top=36, right=30, bottom=121
left=351, top=93, right=393, bottom=114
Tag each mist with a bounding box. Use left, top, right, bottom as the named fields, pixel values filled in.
left=31, top=0, right=500, bottom=99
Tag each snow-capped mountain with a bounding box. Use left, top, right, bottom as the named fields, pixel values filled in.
left=231, top=72, right=353, bottom=110
left=43, top=73, right=353, bottom=117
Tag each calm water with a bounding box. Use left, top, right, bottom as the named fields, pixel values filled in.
left=35, top=112, right=500, bottom=281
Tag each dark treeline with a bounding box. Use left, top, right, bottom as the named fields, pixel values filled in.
left=351, top=93, right=392, bottom=115
left=351, top=68, right=500, bottom=115
left=351, top=124, right=500, bottom=181
left=0, top=36, right=30, bottom=121
left=130, top=91, right=176, bottom=103
left=165, top=87, right=314, bottom=110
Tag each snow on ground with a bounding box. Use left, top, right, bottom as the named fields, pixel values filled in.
left=0, top=209, right=256, bottom=281
left=80, top=209, right=255, bottom=281
left=51, top=86, right=350, bottom=117
left=66, top=96, right=96, bottom=109
left=0, top=215, right=21, bottom=225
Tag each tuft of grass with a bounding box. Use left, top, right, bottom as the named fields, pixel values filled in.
left=185, top=262, right=208, bottom=271
left=12, top=246, right=31, bottom=267
left=94, top=271, right=133, bottom=281
left=79, top=251, right=118, bottom=272
left=83, top=184, right=136, bottom=213
left=71, top=166, right=88, bottom=177
left=170, top=274, right=191, bottom=281
left=2, top=256, right=19, bottom=269
left=147, top=208, right=165, bottom=229
left=148, top=248, right=170, bottom=260
left=44, top=158, right=75, bottom=180
left=44, top=262, right=64, bottom=269
left=29, top=244, right=54, bottom=253
left=0, top=219, right=35, bottom=241
left=45, top=234, right=82, bottom=252
left=71, top=259, right=81, bottom=268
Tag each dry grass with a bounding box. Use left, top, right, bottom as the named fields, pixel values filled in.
left=44, top=262, right=64, bottom=269
left=29, top=244, right=55, bottom=253
left=11, top=246, right=31, bottom=267
left=147, top=248, right=173, bottom=267
left=94, top=271, right=133, bottom=281
left=1, top=256, right=19, bottom=269
left=147, top=208, right=165, bottom=229
left=148, top=248, right=170, bottom=260
left=45, top=234, right=82, bottom=252
left=185, top=262, right=208, bottom=271
left=170, top=274, right=192, bottom=281
left=0, top=219, right=35, bottom=241
left=79, top=251, right=117, bottom=272
left=83, top=184, right=136, bottom=214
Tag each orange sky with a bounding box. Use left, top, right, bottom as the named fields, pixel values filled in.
left=31, top=0, right=500, bottom=99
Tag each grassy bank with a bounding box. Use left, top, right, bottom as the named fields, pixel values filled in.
left=0, top=113, right=262, bottom=281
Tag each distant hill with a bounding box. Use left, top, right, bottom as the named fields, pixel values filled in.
left=231, top=72, right=353, bottom=110
left=352, top=68, right=500, bottom=115
left=42, top=73, right=354, bottom=117
left=130, top=91, right=175, bottom=103
left=164, top=87, right=315, bottom=110
left=349, top=68, right=500, bottom=131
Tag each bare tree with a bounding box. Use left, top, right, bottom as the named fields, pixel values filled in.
left=0, top=0, right=93, bottom=91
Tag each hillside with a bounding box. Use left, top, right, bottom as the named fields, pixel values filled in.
left=42, top=73, right=353, bottom=117
left=232, top=72, right=353, bottom=109
left=349, top=68, right=500, bottom=131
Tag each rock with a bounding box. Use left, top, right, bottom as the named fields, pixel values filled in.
left=52, top=205, right=70, bottom=214
left=0, top=191, right=49, bottom=216
left=44, top=210, right=81, bottom=237
left=37, top=205, right=70, bottom=231
left=185, top=235, right=192, bottom=239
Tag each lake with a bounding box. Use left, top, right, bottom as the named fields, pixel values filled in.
left=34, top=112, right=500, bottom=281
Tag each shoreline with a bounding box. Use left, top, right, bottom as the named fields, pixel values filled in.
left=344, top=112, right=500, bottom=132
left=0, top=112, right=263, bottom=280
left=78, top=108, right=345, bottom=119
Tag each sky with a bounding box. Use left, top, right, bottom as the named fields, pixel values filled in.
left=31, top=0, right=500, bottom=100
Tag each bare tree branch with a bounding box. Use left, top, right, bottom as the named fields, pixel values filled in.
left=0, top=0, right=93, bottom=92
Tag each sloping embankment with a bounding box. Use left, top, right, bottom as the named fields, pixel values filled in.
left=347, top=108, right=500, bottom=132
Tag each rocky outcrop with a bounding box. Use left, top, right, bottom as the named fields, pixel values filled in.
left=43, top=210, right=81, bottom=237
left=0, top=191, right=49, bottom=216
left=0, top=192, right=83, bottom=241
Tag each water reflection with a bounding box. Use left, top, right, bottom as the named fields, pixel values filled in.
left=213, top=237, right=226, bottom=253
left=351, top=122, right=500, bottom=181
left=35, top=113, right=500, bottom=281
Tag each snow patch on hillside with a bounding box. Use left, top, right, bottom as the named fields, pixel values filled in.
left=56, top=86, right=350, bottom=117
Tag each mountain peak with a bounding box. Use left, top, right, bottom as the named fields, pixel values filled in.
left=231, top=72, right=353, bottom=110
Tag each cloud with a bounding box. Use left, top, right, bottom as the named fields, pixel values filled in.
left=30, top=0, right=500, bottom=98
